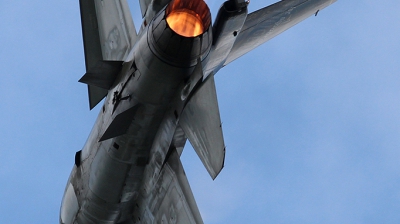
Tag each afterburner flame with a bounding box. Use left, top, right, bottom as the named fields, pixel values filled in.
left=166, top=0, right=211, bottom=38
left=166, top=10, right=204, bottom=37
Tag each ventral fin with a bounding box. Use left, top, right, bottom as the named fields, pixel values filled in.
left=79, top=60, right=123, bottom=90
left=80, top=60, right=123, bottom=110
left=87, top=85, right=108, bottom=110
left=179, top=75, right=225, bottom=180
left=99, top=104, right=140, bottom=141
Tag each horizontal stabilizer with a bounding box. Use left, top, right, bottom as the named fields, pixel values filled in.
left=179, top=75, right=225, bottom=179
left=225, top=0, right=336, bottom=65
left=79, top=60, right=123, bottom=90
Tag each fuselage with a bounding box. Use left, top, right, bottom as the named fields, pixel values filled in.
left=60, top=0, right=337, bottom=222
left=60, top=2, right=212, bottom=223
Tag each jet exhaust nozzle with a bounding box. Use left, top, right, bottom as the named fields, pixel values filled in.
left=166, top=0, right=211, bottom=38
left=148, top=0, right=212, bottom=67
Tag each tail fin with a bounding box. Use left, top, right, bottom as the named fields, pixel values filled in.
left=79, top=0, right=138, bottom=109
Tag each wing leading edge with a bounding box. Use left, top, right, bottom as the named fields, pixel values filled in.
left=224, top=0, right=336, bottom=65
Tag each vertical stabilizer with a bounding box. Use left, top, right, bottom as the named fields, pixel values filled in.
left=79, top=0, right=138, bottom=109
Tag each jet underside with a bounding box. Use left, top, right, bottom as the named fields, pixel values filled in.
left=60, top=0, right=336, bottom=223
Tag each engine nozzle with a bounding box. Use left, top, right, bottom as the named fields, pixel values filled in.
left=166, top=0, right=211, bottom=38
left=148, top=0, right=212, bottom=67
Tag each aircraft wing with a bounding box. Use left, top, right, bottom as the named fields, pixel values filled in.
left=79, top=0, right=138, bottom=109
left=224, top=0, right=336, bottom=65
left=135, top=149, right=204, bottom=224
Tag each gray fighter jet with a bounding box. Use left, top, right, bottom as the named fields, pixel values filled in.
left=60, top=0, right=336, bottom=223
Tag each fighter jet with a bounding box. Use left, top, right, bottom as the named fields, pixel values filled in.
left=60, top=0, right=336, bottom=223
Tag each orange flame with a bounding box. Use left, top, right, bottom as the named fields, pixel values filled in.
left=165, top=0, right=211, bottom=38
left=166, top=9, right=204, bottom=37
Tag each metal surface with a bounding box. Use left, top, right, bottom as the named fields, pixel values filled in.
left=204, top=0, right=248, bottom=76
left=180, top=75, right=225, bottom=179
left=133, top=146, right=204, bottom=223
left=225, top=0, right=337, bottom=65
left=60, top=0, right=336, bottom=223
left=79, top=0, right=137, bottom=109
left=78, top=61, right=123, bottom=90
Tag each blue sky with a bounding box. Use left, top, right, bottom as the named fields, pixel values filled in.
left=1, top=0, right=400, bottom=223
